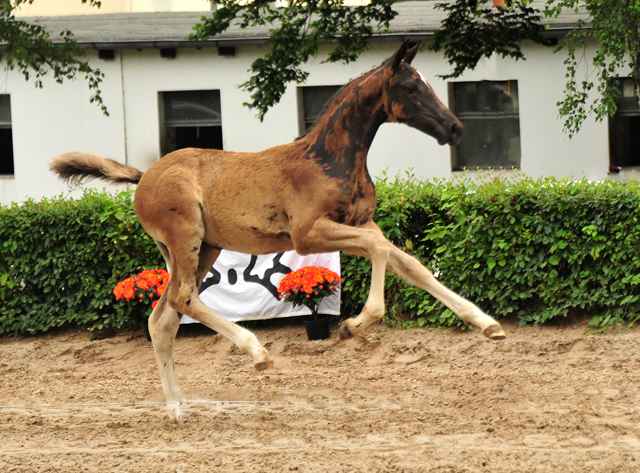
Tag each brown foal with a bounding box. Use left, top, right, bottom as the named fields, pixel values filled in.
left=51, top=41, right=506, bottom=422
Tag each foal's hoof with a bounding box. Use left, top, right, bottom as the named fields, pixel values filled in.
left=167, top=403, right=184, bottom=425
left=255, top=360, right=276, bottom=373
left=338, top=323, right=354, bottom=341
left=483, top=324, right=506, bottom=340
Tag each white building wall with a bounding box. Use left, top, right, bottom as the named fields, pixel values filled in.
left=0, top=50, right=128, bottom=205
left=120, top=46, right=302, bottom=173
left=0, top=39, right=614, bottom=206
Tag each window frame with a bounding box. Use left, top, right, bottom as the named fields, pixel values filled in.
left=608, top=77, right=640, bottom=170
left=297, top=85, right=342, bottom=136
left=448, top=80, right=522, bottom=172
left=158, top=89, right=223, bottom=156
left=0, top=95, right=14, bottom=176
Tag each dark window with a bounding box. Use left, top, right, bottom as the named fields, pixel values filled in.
left=609, top=78, right=640, bottom=168
left=159, top=90, right=222, bottom=156
left=0, top=95, right=13, bottom=175
left=449, top=80, right=521, bottom=170
left=298, top=85, right=341, bottom=135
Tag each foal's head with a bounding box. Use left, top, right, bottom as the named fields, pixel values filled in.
left=382, top=41, right=463, bottom=146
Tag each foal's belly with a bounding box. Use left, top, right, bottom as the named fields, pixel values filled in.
left=209, top=235, right=294, bottom=256
left=203, top=215, right=295, bottom=256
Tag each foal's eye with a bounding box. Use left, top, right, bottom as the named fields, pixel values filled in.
left=405, top=85, right=416, bottom=94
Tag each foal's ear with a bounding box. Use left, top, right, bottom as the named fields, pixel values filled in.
left=391, top=39, right=410, bottom=70
left=403, top=41, right=422, bottom=65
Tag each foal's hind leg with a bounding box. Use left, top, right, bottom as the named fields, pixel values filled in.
left=148, top=290, right=183, bottom=422
left=147, top=241, right=183, bottom=422
left=165, top=238, right=274, bottom=372
left=148, top=241, right=220, bottom=423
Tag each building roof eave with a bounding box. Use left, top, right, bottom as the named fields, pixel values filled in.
left=0, top=1, right=589, bottom=51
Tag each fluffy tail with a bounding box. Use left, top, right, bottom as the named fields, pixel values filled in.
left=50, top=152, right=143, bottom=185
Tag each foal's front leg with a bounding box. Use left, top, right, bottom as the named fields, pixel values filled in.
left=336, top=221, right=506, bottom=340
left=294, top=218, right=391, bottom=340
left=386, top=242, right=505, bottom=339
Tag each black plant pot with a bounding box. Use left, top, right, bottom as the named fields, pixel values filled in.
left=303, top=313, right=331, bottom=341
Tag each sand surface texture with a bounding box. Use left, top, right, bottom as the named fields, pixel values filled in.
left=1, top=318, right=639, bottom=472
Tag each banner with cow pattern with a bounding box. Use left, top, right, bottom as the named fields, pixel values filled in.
left=181, top=250, right=341, bottom=324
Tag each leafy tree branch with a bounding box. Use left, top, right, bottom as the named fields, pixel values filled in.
left=191, top=0, right=396, bottom=121
left=4, top=0, right=640, bottom=137
left=428, top=0, right=549, bottom=79
left=0, top=0, right=107, bottom=115
left=428, top=0, right=640, bottom=137
left=544, top=0, right=640, bottom=137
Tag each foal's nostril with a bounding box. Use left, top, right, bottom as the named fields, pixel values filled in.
left=450, top=121, right=463, bottom=143
left=451, top=122, right=462, bottom=137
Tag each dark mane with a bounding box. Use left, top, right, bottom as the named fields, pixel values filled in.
left=295, top=65, right=384, bottom=140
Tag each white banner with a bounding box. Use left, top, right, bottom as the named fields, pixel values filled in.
left=181, top=250, right=341, bottom=324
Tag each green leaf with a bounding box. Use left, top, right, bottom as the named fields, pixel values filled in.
left=487, top=257, right=496, bottom=272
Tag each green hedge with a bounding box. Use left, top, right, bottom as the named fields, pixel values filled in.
left=0, top=190, right=163, bottom=335
left=2, top=175, right=640, bottom=335
left=341, top=173, right=640, bottom=331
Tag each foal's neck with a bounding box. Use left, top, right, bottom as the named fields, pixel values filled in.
left=304, top=70, right=388, bottom=177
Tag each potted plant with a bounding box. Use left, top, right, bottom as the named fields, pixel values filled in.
left=277, top=266, right=341, bottom=340
left=114, top=269, right=169, bottom=338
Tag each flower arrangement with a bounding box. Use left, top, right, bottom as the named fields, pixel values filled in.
left=277, top=266, right=341, bottom=317
left=113, top=269, right=169, bottom=310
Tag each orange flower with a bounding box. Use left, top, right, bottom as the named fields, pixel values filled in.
left=137, top=279, right=150, bottom=291
left=114, top=269, right=170, bottom=311
left=278, top=266, right=341, bottom=312
left=124, top=286, right=135, bottom=301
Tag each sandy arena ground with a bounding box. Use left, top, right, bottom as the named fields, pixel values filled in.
left=1, top=316, right=639, bottom=472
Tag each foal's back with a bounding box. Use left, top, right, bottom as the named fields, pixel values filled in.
left=132, top=141, right=343, bottom=255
